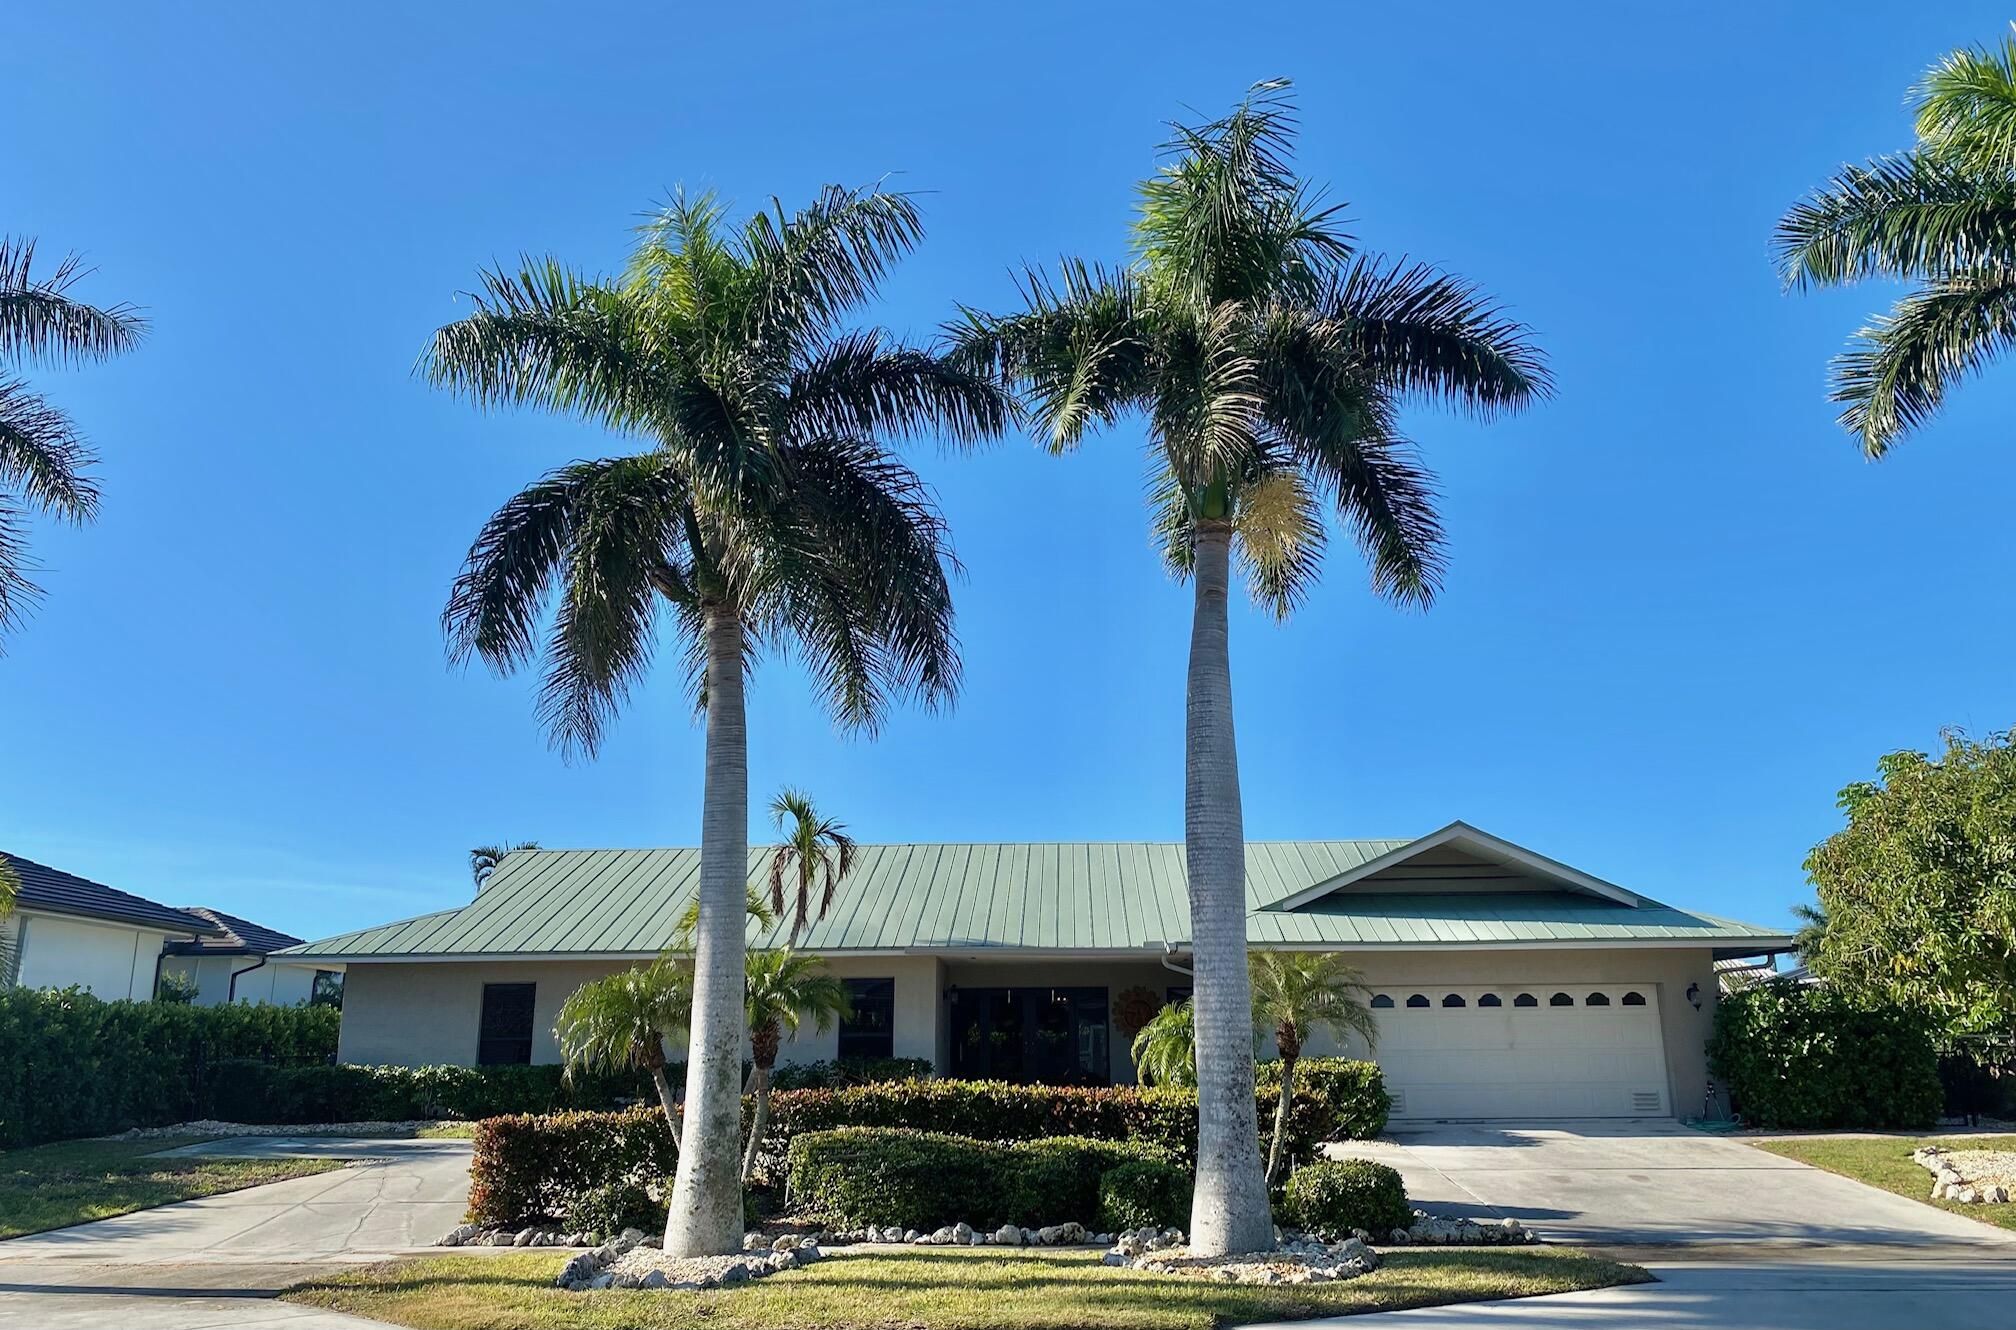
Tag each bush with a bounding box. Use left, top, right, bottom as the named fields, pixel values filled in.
left=0, top=987, right=339, bottom=1147
left=469, top=1106, right=678, bottom=1227
left=1097, top=1159, right=1193, bottom=1232
left=565, top=1179, right=662, bottom=1236
left=1278, top=1158, right=1409, bottom=1237
left=785, top=1127, right=1178, bottom=1230
left=204, top=1060, right=656, bottom=1126
left=768, top=1057, right=934, bottom=1091
left=1257, top=1058, right=1392, bottom=1154
left=1707, top=978, right=1943, bottom=1129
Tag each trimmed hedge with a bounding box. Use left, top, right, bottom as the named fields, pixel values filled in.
left=769, top=1057, right=934, bottom=1092
left=1098, top=1159, right=1193, bottom=1231
left=787, top=1127, right=1178, bottom=1229
left=470, top=1106, right=680, bottom=1228
left=1707, top=978, right=1943, bottom=1129
left=0, top=987, right=339, bottom=1147
left=1279, top=1158, right=1409, bottom=1237
left=204, top=1059, right=656, bottom=1125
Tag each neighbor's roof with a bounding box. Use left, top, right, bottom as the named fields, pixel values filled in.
left=2, top=852, right=220, bottom=936
left=161, top=907, right=305, bottom=957
left=279, top=824, right=1792, bottom=962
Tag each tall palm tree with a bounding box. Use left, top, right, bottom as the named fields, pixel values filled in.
left=1777, top=28, right=2016, bottom=456
left=767, top=788, right=855, bottom=943
left=1249, top=951, right=1378, bottom=1183
left=469, top=840, right=540, bottom=889
left=739, top=948, right=850, bottom=1182
left=427, top=186, right=1005, bottom=1256
left=0, top=238, right=144, bottom=644
left=953, top=81, right=1548, bottom=1254
left=554, top=957, right=693, bottom=1156
left=1130, top=998, right=1198, bottom=1089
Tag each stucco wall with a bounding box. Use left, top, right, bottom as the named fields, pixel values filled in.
left=160, top=954, right=326, bottom=1006
left=14, top=911, right=172, bottom=999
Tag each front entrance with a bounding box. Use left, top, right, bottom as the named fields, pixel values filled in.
left=948, top=986, right=1110, bottom=1084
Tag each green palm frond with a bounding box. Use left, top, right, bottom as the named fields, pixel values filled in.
left=767, top=788, right=856, bottom=943
left=1831, top=272, right=2016, bottom=456
left=469, top=841, right=540, bottom=889
left=0, top=853, right=17, bottom=919
left=1916, top=27, right=2016, bottom=173
left=1249, top=950, right=1379, bottom=1055
left=786, top=328, right=1007, bottom=447
left=1775, top=153, right=2016, bottom=289
left=0, top=239, right=146, bottom=365
left=1129, top=999, right=1197, bottom=1088
left=673, top=885, right=778, bottom=949
left=1315, top=257, right=1553, bottom=413
left=554, top=956, right=693, bottom=1076
left=743, top=947, right=851, bottom=1050
left=0, top=379, right=98, bottom=522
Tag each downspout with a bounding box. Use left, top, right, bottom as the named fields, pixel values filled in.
left=227, top=955, right=267, bottom=1003
left=1159, top=941, right=1193, bottom=979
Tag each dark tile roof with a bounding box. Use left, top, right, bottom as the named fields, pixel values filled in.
left=2, top=852, right=220, bottom=935
left=163, top=907, right=304, bottom=957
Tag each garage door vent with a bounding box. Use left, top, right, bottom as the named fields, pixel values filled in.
left=1631, top=1091, right=1661, bottom=1114
left=1388, top=1089, right=1407, bottom=1115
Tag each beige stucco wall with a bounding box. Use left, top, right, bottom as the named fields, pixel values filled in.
left=14, top=911, right=174, bottom=1000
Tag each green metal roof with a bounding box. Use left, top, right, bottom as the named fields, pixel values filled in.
left=281, top=831, right=1791, bottom=961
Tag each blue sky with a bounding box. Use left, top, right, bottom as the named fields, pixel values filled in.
left=5, top=3, right=2012, bottom=944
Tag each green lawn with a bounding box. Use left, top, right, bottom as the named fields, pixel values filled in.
left=1750, top=1134, right=2016, bottom=1233
left=0, top=1135, right=347, bottom=1239
left=284, top=1246, right=1650, bottom=1330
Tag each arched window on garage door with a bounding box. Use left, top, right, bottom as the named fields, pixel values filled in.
left=1622, top=991, right=1647, bottom=1006
left=1442, top=994, right=1466, bottom=1007
left=1586, top=992, right=1611, bottom=1006
left=1549, top=992, right=1575, bottom=1006
left=1370, top=994, right=1394, bottom=1009
left=1513, top=992, right=1538, bottom=1007
left=1477, top=993, right=1502, bottom=1007
left=1405, top=994, right=1430, bottom=1008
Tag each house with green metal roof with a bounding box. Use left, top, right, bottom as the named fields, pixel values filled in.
left=280, top=821, right=1793, bottom=1121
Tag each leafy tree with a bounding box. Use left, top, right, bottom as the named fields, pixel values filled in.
left=554, top=956, right=693, bottom=1153
left=1249, top=951, right=1378, bottom=1182
left=153, top=971, right=201, bottom=1005
left=739, top=948, right=849, bottom=1182
left=427, top=186, right=1004, bottom=1255
left=469, top=841, right=540, bottom=889
left=0, top=238, right=145, bottom=643
left=1776, top=27, right=2016, bottom=456
left=1801, top=728, right=2016, bottom=1051
left=952, top=81, right=1547, bottom=1254
left=767, top=788, right=855, bottom=943
left=1130, top=998, right=1197, bottom=1089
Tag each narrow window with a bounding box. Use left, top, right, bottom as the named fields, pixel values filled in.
left=1442, top=994, right=1467, bottom=1007
left=839, top=978, right=896, bottom=1060
left=1549, top=992, right=1574, bottom=1007
left=478, top=983, right=536, bottom=1065
left=1621, top=991, right=1647, bottom=1006
left=1586, top=992, right=1611, bottom=1006
left=1370, top=994, right=1395, bottom=1009
left=1405, top=993, right=1430, bottom=1008
left=1477, top=993, right=1502, bottom=1008
left=1513, top=992, right=1538, bottom=1008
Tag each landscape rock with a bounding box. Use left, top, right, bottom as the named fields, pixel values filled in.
left=996, top=1224, right=1024, bottom=1245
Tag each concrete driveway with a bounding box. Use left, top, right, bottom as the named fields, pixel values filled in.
left=1333, top=1119, right=2016, bottom=1248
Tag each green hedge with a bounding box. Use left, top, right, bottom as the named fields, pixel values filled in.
left=205, top=1059, right=657, bottom=1125
left=1097, top=1159, right=1193, bottom=1231
left=768, top=1058, right=935, bottom=1091
left=1278, top=1158, right=1409, bottom=1236
left=786, top=1128, right=1177, bottom=1230
left=1707, top=978, right=1943, bottom=1129
left=470, top=1106, right=681, bottom=1227
left=0, top=987, right=339, bottom=1147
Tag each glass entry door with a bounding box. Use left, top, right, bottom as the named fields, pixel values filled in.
left=949, top=986, right=1110, bottom=1084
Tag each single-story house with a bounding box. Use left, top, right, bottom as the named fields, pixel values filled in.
left=1, top=851, right=220, bottom=999
left=281, top=822, right=1793, bottom=1120
left=158, top=908, right=341, bottom=1007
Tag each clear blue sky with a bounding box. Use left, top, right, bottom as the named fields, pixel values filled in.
left=5, top=3, right=2012, bottom=944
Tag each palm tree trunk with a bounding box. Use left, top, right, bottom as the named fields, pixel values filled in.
left=663, top=605, right=749, bottom=1256
left=1184, top=519, right=1273, bottom=1257
left=1266, top=1053, right=1298, bottom=1184
left=648, top=1058, right=682, bottom=1162
left=741, top=1062, right=771, bottom=1184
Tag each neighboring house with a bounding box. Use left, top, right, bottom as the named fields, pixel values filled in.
left=279, top=821, right=1793, bottom=1121
left=0, top=851, right=219, bottom=999
left=158, top=908, right=341, bottom=1007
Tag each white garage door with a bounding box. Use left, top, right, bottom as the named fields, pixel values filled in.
left=1371, top=984, right=1670, bottom=1119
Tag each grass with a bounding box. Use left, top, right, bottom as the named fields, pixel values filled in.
left=413, top=1121, right=480, bottom=1139
left=284, top=1245, right=1650, bottom=1330
left=1750, top=1134, right=2016, bottom=1233
left=0, top=1135, right=347, bottom=1239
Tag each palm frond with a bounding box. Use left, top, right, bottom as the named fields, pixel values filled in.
left=736, top=185, right=925, bottom=345
left=1315, top=257, right=1552, bottom=414
left=1250, top=950, right=1380, bottom=1053
left=786, top=329, right=1009, bottom=448
left=0, top=378, right=98, bottom=521
left=1129, top=999, right=1197, bottom=1088
left=1146, top=301, right=1261, bottom=499
left=1232, top=463, right=1327, bottom=619
left=0, top=238, right=145, bottom=365
left=1915, top=27, right=2016, bottom=173
left=470, top=841, right=540, bottom=888
left=554, top=957, right=693, bottom=1076
left=1830, top=271, right=2016, bottom=457
left=1774, top=153, right=2016, bottom=289
left=767, top=788, right=856, bottom=943
left=743, top=947, right=852, bottom=1040
left=0, top=496, right=41, bottom=642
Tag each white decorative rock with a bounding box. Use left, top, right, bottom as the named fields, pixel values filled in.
left=996, top=1224, right=1023, bottom=1245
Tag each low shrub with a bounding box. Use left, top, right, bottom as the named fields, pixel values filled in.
left=786, top=1127, right=1178, bottom=1230
left=1707, top=978, right=1942, bottom=1129
left=469, top=1106, right=677, bottom=1227
left=205, top=1060, right=656, bottom=1125
left=565, top=1179, right=662, bottom=1237
left=1278, top=1158, right=1409, bottom=1237
left=768, top=1057, right=934, bottom=1091
left=1097, top=1159, right=1193, bottom=1232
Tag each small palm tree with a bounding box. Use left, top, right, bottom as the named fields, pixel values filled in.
left=955, top=81, right=1546, bottom=1255
left=0, top=855, right=20, bottom=986
left=554, top=956, right=694, bottom=1153
left=1777, top=27, right=2016, bottom=456
left=470, top=841, right=541, bottom=889
left=0, top=238, right=144, bottom=643
left=1249, top=951, right=1378, bottom=1182
left=1130, top=999, right=1197, bottom=1089
left=740, top=949, right=850, bottom=1182
left=428, top=187, right=1005, bottom=1255
left=767, top=789, right=855, bottom=943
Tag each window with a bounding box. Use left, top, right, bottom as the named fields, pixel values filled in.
left=1513, top=992, right=1538, bottom=1007
left=1621, top=991, right=1647, bottom=1006
left=1549, top=992, right=1574, bottom=1007
left=839, top=977, right=895, bottom=1060
left=1585, top=992, right=1611, bottom=1006
left=1370, top=994, right=1395, bottom=1009
left=478, top=983, right=536, bottom=1065
left=1405, top=993, right=1430, bottom=1008
left=310, top=970, right=345, bottom=1009
left=1477, top=993, right=1502, bottom=1008
left=1441, top=994, right=1467, bottom=1007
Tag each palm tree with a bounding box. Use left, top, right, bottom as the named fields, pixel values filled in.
left=554, top=956, right=693, bottom=1155
left=1776, top=28, right=2016, bottom=456
left=469, top=841, right=541, bottom=889
left=427, top=186, right=1005, bottom=1256
left=1249, top=951, right=1378, bottom=1183
left=1130, top=998, right=1197, bottom=1089
left=952, top=81, right=1548, bottom=1254
left=0, top=854, right=19, bottom=987
left=767, top=789, right=855, bottom=943
left=739, top=948, right=850, bottom=1182
left=0, top=238, right=144, bottom=644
